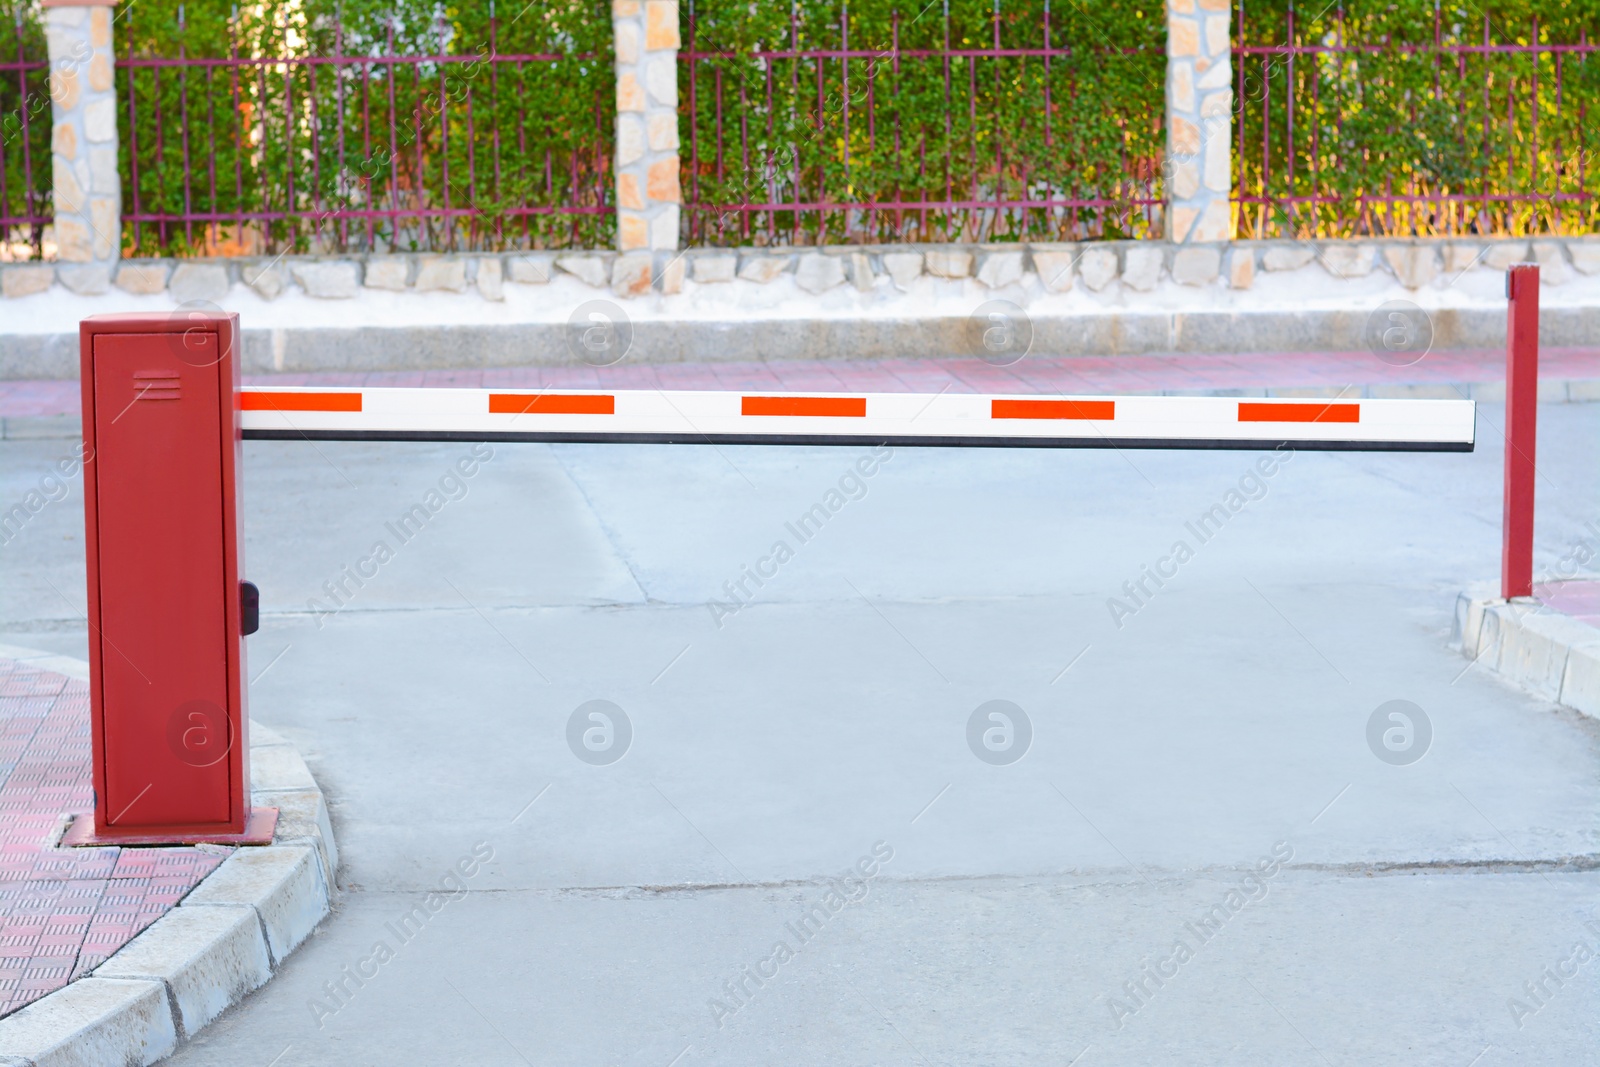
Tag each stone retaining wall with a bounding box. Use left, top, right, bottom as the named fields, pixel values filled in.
left=4, top=235, right=1597, bottom=377
left=3, top=235, right=1596, bottom=305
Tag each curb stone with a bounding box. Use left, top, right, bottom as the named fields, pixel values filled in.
left=0, top=646, right=336, bottom=1066
left=1452, top=590, right=1600, bottom=719
left=7, top=306, right=1600, bottom=375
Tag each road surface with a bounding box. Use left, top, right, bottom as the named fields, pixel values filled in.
left=2, top=400, right=1596, bottom=1066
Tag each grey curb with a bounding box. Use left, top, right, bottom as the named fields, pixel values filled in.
left=0, top=646, right=336, bottom=1067
left=1452, top=591, right=1600, bottom=719
left=5, top=310, right=1599, bottom=377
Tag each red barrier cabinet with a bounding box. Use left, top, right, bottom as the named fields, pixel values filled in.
left=76, top=312, right=268, bottom=843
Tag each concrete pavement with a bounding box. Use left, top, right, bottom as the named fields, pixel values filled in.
left=1, top=399, right=1597, bottom=1065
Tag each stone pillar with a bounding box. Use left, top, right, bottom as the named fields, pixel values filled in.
left=612, top=0, right=680, bottom=257
left=1165, top=0, right=1231, bottom=243
left=44, top=0, right=120, bottom=287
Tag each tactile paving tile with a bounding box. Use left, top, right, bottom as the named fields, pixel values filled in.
left=0, top=657, right=230, bottom=1017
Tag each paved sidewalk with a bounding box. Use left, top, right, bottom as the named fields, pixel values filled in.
left=1536, top=579, right=1600, bottom=628
left=0, top=655, right=225, bottom=1017
left=3, top=348, right=1598, bottom=423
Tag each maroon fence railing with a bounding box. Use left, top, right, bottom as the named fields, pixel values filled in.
left=117, top=10, right=615, bottom=256
left=0, top=14, right=50, bottom=259
left=1234, top=3, right=1599, bottom=238
left=678, top=3, right=1167, bottom=246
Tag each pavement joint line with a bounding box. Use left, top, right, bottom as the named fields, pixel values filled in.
left=1051, top=783, right=1162, bottom=894
left=0, top=645, right=337, bottom=1067
left=1449, top=781, right=1562, bottom=892
left=650, top=781, right=752, bottom=884
left=305, top=855, right=1600, bottom=901
left=442, top=575, right=551, bottom=683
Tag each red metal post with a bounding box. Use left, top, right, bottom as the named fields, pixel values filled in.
left=75, top=312, right=273, bottom=845
left=1501, top=263, right=1540, bottom=599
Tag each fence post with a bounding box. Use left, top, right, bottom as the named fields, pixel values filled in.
left=1502, top=263, right=1540, bottom=600
left=42, top=0, right=121, bottom=289
left=1165, top=0, right=1231, bottom=243
left=612, top=1, right=681, bottom=262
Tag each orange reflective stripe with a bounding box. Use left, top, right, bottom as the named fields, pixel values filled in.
left=1238, top=401, right=1359, bottom=424
left=991, top=399, right=1115, bottom=420
left=240, top=391, right=362, bottom=412
left=742, top=396, right=867, bottom=417
left=489, top=393, right=615, bottom=415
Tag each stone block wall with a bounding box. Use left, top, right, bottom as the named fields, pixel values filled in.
left=3, top=237, right=1592, bottom=306
left=1165, top=0, right=1232, bottom=242
left=42, top=0, right=119, bottom=289
left=612, top=0, right=681, bottom=266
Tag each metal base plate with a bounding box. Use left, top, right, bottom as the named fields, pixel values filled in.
left=62, top=807, right=279, bottom=847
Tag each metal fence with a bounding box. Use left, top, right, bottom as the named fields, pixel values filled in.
left=678, top=0, right=1168, bottom=246
left=18, top=1, right=1599, bottom=259
left=117, top=7, right=614, bottom=256
left=1234, top=3, right=1600, bottom=238
left=0, top=10, right=49, bottom=260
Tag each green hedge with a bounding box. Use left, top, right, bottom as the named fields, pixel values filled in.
left=73, top=0, right=1600, bottom=255
left=678, top=0, right=1168, bottom=245
left=116, top=0, right=614, bottom=256
left=1237, top=0, right=1600, bottom=238
left=0, top=3, right=50, bottom=259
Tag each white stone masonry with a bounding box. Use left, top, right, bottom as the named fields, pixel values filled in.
left=44, top=0, right=120, bottom=289
left=612, top=0, right=681, bottom=270
left=1165, top=0, right=1232, bottom=243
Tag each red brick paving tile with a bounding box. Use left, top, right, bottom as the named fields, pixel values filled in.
left=418, top=370, right=488, bottom=388
left=1532, top=580, right=1600, bottom=630
left=0, top=656, right=234, bottom=1018
left=764, top=365, right=852, bottom=391
left=597, top=366, right=675, bottom=390
left=710, top=365, right=787, bottom=391
left=0, top=380, right=79, bottom=413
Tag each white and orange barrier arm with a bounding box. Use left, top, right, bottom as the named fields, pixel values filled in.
left=240, top=387, right=1475, bottom=452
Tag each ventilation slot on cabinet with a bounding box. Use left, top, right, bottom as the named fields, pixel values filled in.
left=132, top=370, right=180, bottom=401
